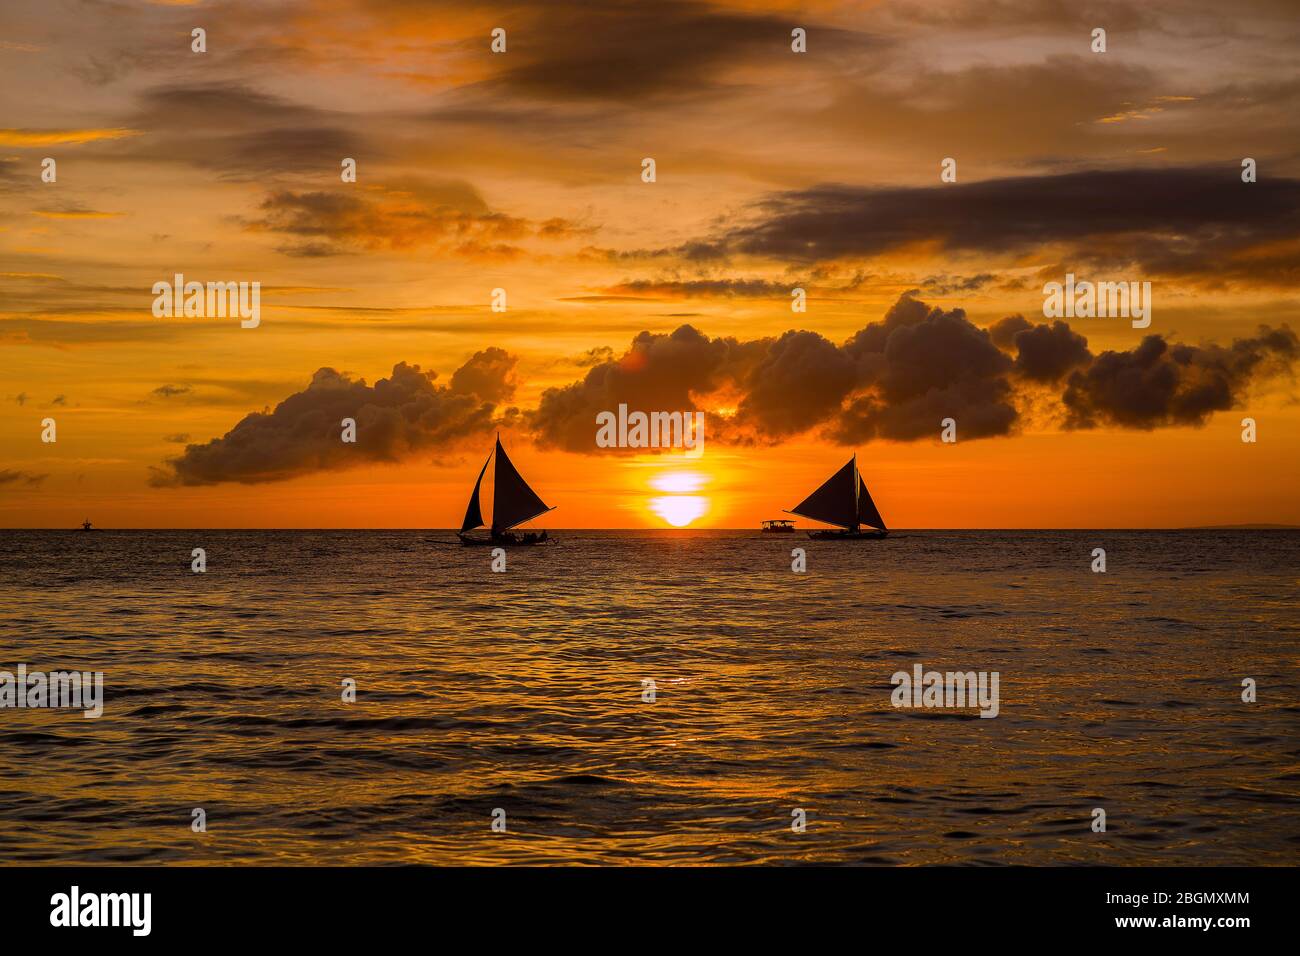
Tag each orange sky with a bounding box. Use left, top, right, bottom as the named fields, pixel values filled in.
left=2, top=0, right=1298, bottom=528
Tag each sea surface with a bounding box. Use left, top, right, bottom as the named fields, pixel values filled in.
left=0, top=529, right=1296, bottom=866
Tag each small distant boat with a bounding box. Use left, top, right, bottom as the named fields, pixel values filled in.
left=80, top=519, right=94, bottom=531
left=786, top=454, right=889, bottom=540
left=457, top=436, right=555, bottom=546
left=761, top=519, right=796, bottom=533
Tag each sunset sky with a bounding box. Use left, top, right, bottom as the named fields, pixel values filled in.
left=2, top=0, right=1298, bottom=528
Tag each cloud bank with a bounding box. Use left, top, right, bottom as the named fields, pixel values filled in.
left=153, top=296, right=1297, bottom=483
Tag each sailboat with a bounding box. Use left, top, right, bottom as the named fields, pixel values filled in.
left=457, top=435, right=555, bottom=546
left=785, top=454, right=889, bottom=540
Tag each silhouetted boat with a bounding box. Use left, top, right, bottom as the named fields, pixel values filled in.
left=761, top=519, right=795, bottom=533
left=80, top=519, right=94, bottom=531
left=458, top=436, right=555, bottom=546
left=786, top=454, right=889, bottom=540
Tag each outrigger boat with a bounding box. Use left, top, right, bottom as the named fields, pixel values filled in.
left=457, top=436, right=555, bottom=546
left=760, top=519, right=796, bottom=533
left=786, top=453, right=889, bottom=540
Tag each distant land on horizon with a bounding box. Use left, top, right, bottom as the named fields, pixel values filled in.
left=1182, top=523, right=1300, bottom=530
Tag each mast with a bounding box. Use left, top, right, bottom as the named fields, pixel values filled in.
left=855, top=454, right=888, bottom=531
left=852, top=453, right=860, bottom=532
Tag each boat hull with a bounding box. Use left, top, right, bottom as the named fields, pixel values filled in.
left=806, top=529, right=888, bottom=540
left=458, top=531, right=551, bottom=547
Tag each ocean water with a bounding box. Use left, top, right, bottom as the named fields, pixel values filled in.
left=0, top=529, right=1295, bottom=866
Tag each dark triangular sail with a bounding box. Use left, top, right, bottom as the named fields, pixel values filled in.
left=857, top=474, right=887, bottom=531
left=789, top=457, right=858, bottom=529
left=460, top=453, right=491, bottom=532
left=491, top=437, right=551, bottom=532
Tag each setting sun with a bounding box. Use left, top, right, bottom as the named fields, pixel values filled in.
left=649, top=495, right=709, bottom=527
left=647, top=470, right=710, bottom=526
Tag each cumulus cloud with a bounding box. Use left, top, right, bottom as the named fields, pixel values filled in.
left=151, top=297, right=1300, bottom=482
left=991, top=316, right=1093, bottom=383
left=529, top=294, right=1020, bottom=449
left=530, top=294, right=1297, bottom=451
left=738, top=330, right=859, bottom=439
left=989, top=314, right=1033, bottom=349
left=528, top=325, right=761, bottom=452
left=152, top=352, right=515, bottom=486
left=828, top=296, right=1017, bottom=441
left=1063, top=327, right=1299, bottom=429
left=448, top=346, right=517, bottom=404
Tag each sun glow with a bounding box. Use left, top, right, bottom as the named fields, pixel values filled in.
left=650, top=470, right=707, bottom=493
left=649, top=495, right=708, bottom=527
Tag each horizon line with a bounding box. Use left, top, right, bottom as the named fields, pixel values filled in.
left=5, top=525, right=1298, bottom=532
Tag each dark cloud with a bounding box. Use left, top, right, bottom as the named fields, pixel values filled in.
left=704, top=167, right=1300, bottom=285
left=738, top=330, right=858, bottom=438
left=151, top=297, right=1300, bottom=481
left=0, top=470, right=47, bottom=488
left=242, top=180, right=583, bottom=258
left=448, top=346, right=517, bottom=404
left=131, top=84, right=323, bottom=129
left=537, top=217, right=598, bottom=239
left=152, top=352, right=515, bottom=486
left=0, top=157, right=20, bottom=193
left=531, top=294, right=1298, bottom=452
left=122, top=84, right=368, bottom=179
left=153, top=384, right=192, bottom=399
left=832, top=295, right=1017, bottom=441
left=479, top=0, right=870, bottom=102
left=216, top=126, right=365, bottom=176
left=1063, top=327, right=1299, bottom=429
left=884, top=0, right=1158, bottom=30
left=992, top=316, right=1093, bottom=383
left=529, top=325, right=761, bottom=452
left=530, top=294, right=1019, bottom=449
left=576, top=346, right=615, bottom=368
left=601, top=278, right=790, bottom=299
left=989, top=314, right=1032, bottom=349
left=579, top=241, right=730, bottom=265
left=920, top=273, right=997, bottom=296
